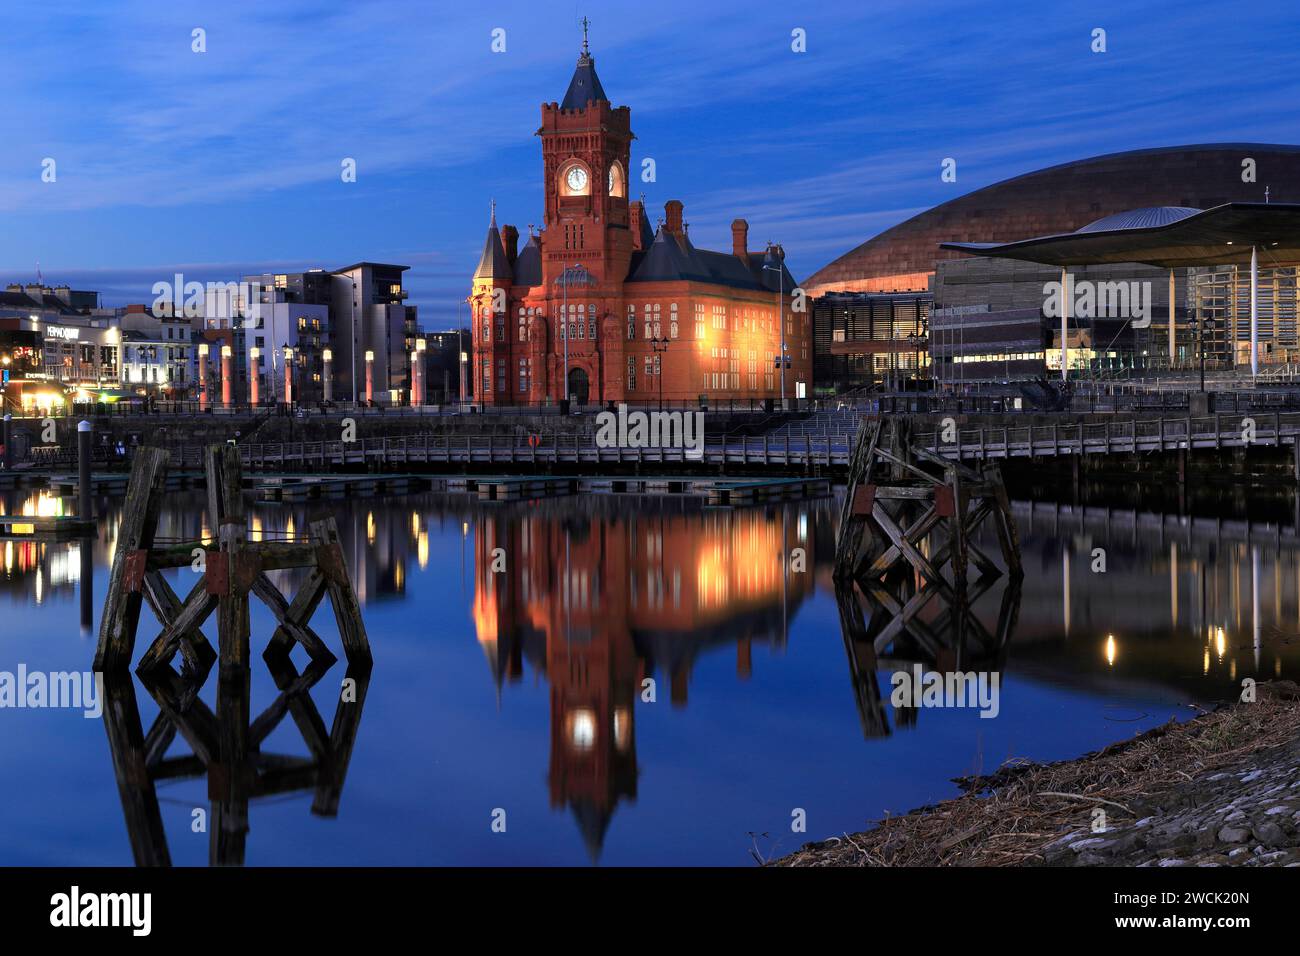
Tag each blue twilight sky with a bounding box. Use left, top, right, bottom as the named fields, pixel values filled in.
left=2, top=0, right=1299, bottom=329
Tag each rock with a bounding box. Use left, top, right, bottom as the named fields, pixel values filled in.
left=1218, top=826, right=1252, bottom=843
left=1252, top=822, right=1289, bottom=847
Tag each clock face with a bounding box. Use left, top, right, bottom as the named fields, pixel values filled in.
left=608, top=167, right=615, bottom=193
left=566, top=165, right=588, bottom=192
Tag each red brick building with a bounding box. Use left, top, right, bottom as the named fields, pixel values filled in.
left=469, top=36, right=809, bottom=407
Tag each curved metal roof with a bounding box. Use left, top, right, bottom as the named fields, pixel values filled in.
left=1076, top=206, right=1202, bottom=233
left=940, top=202, right=1300, bottom=268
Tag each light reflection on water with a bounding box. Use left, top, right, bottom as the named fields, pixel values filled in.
left=1, top=484, right=1298, bottom=865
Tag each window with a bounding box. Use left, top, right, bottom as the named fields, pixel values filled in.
left=627, top=305, right=635, bottom=340
left=627, top=355, right=636, bottom=390
left=588, top=304, right=597, bottom=340
left=519, top=357, right=528, bottom=393
left=497, top=359, right=505, bottom=392
left=694, top=303, right=705, bottom=340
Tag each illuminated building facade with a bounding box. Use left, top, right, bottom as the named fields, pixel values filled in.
left=469, top=35, right=809, bottom=407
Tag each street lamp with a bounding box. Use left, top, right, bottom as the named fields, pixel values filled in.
left=1199, top=317, right=1218, bottom=393
left=650, top=336, right=670, bottom=411
left=763, top=248, right=788, bottom=409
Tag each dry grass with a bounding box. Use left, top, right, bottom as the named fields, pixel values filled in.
left=774, top=681, right=1300, bottom=867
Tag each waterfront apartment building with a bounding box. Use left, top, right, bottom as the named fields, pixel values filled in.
left=469, top=39, right=808, bottom=407
left=209, top=264, right=416, bottom=404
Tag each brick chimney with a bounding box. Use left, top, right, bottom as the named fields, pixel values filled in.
left=629, top=200, right=645, bottom=250
left=731, top=219, right=749, bottom=257
left=664, top=199, right=684, bottom=236
left=501, top=225, right=519, bottom=270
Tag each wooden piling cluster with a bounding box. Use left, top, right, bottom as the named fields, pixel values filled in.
left=831, top=419, right=1024, bottom=735
left=835, top=418, right=1022, bottom=590
left=94, top=444, right=372, bottom=675
left=94, top=443, right=373, bottom=866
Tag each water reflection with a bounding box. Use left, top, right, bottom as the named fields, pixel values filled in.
left=5, top=483, right=1300, bottom=864
left=469, top=500, right=824, bottom=857
left=102, top=655, right=370, bottom=867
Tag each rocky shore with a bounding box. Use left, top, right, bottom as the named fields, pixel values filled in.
left=775, top=681, right=1300, bottom=867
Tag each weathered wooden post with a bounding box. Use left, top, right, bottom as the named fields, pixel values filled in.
left=94, top=447, right=171, bottom=672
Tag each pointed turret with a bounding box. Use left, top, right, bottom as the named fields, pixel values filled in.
left=474, top=201, right=513, bottom=281
left=560, top=20, right=608, bottom=109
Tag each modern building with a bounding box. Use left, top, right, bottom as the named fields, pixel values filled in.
left=938, top=203, right=1300, bottom=382
left=801, top=145, right=1300, bottom=389
left=469, top=33, right=809, bottom=407
left=805, top=144, right=1300, bottom=297
left=811, top=292, right=931, bottom=394
left=206, top=265, right=414, bottom=404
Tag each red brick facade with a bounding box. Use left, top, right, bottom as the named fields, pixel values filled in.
left=470, top=47, right=810, bottom=407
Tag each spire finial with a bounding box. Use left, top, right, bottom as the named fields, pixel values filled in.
left=580, top=16, right=590, bottom=56
left=490, top=198, right=497, bottom=227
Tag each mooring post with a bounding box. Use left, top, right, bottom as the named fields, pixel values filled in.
left=77, top=420, right=93, bottom=522
left=94, top=447, right=171, bottom=672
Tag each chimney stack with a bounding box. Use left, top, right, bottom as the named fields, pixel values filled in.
left=501, top=225, right=519, bottom=270
left=731, top=219, right=749, bottom=258
left=664, top=199, right=684, bottom=236
left=629, top=201, right=646, bottom=250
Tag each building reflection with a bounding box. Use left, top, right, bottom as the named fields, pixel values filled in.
left=471, top=499, right=824, bottom=859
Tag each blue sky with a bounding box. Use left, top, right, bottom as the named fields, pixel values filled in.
left=2, top=0, right=1299, bottom=329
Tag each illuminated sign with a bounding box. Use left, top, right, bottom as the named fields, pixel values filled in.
left=47, top=326, right=80, bottom=341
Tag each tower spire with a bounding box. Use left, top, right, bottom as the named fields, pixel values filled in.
left=580, top=16, right=590, bottom=56
left=490, top=198, right=497, bottom=227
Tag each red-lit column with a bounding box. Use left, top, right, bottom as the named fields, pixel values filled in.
left=198, top=343, right=209, bottom=410
left=365, top=350, right=374, bottom=404
left=220, top=345, right=233, bottom=407
left=248, top=346, right=260, bottom=405
left=283, top=347, right=294, bottom=405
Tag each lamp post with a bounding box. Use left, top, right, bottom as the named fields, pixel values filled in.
left=459, top=298, right=468, bottom=406
left=365, top=350, right=374, bottom=405
left=650, top=336, right=669, bottom=411
left=348, top=280, right=359, bottom=405
left=763, top=250, right=787, bottom=409
left=322, top=347, right=334, bottom=403
left=220, top=345, right=233, bottom=407
left=412, top=338, right=426, bottom=407
left=1199, top=318, right=1217, bottom=393
left=283, top=346, right=294, bottom=406
left=249, top=346, right=261, bottom=406
left=197, top=343, right=209, bottom=411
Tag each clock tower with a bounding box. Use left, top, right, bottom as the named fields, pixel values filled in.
left=537, top=23, right=634, bottom=288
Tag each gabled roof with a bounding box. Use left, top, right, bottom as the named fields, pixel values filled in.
left=629, top=227, right=702, bottom=282
left=627, top=228, right=798, bottom=290
left=513, top=234, right=542, bottom=287
left=560, top=52, right=608, bottom=110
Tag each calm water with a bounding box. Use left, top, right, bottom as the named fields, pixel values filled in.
left=1, top=482, right=1298, bottom=866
